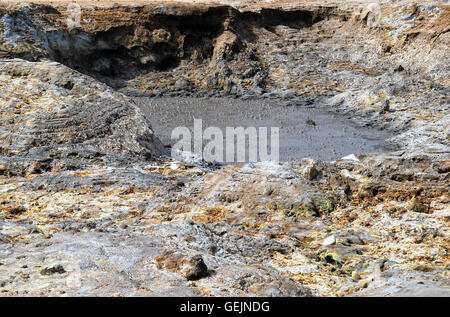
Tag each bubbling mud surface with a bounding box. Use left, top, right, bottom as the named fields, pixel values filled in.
left=135, top=97, right=393, bottom=162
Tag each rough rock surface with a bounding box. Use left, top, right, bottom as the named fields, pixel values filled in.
left=0, top=59, right=166, bottom=175
left=0, top=0, right=449, bottom=297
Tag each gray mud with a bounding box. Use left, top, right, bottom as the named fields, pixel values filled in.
left=135, top=97, right=393, bottom=162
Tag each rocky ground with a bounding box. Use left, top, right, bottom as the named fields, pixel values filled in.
left=0, top=0, right=448, bottom=297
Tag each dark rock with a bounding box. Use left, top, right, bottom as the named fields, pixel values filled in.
left=381, top=99, right=390, bottom=113
left=242, top=67, right=257, bottom=78
left=7, top=207, right=26, bottom=215
left=180, top=255, right=209, bottom=281
left=306, top=119, right=316, bottom=127
left=302, top=164, right=319, bottom=181
left=155, top=250, right=208, bottom=281
left=40, top=265, right=66, bottom=276
left=411, top=201, right=430, bottom=213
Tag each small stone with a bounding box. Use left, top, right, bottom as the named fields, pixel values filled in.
left=174, top=78, right=192, bottom=91
left=411, top=201, right=429, bottom=213
left=264, top=186, right=274, bottom=196
left=322, top=235, right=336, bottom=246
left=351, top=271, right=360, bottom=282
left=394, top=65, right=405, bottom=72
left=40, top=265, right=66, bottom=276
left=252, top=86, right=264, bottom=95
left=305, top=119, right=316, bottom=127
left=155, top=251, right=208, bottom=281
left=152, top=28, right=171, bottom=43
left=302, top=165, right=318, bottom=180
left=180, top=255, right=208, bottom=281
left=359, top=279, right=369, bottom=289
left=381, top=99, right=390, bottom=113
left=243, top=68, right=256, bottom=78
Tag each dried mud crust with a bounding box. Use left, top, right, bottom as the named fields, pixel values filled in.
left=0, top=0, right=449, bottom=297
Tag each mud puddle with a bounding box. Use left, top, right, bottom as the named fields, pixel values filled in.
left=135, top=97, right=392, bottom=162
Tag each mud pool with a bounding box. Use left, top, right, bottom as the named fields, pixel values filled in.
left=136, top=97, right=393, bottom=162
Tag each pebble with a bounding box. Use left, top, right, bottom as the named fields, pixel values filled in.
left=322, top=235, right=337, bottom=246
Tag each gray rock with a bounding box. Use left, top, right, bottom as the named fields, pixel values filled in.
left=302, top=164, right=318, bottom=180
left=0, top=60, right=166, bottom=161
left=174, top=78, right=192, bottom=91
left=179, top=255, right=209, bottom=281
left=243, top=67, right=257, bottom=78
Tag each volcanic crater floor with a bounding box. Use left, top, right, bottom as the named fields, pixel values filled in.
left=0, top=0, right=448, bottom=298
